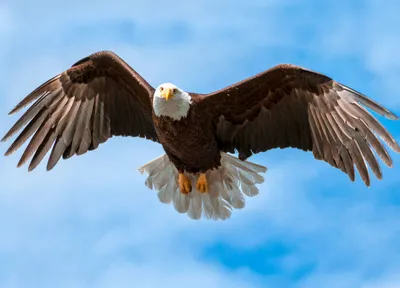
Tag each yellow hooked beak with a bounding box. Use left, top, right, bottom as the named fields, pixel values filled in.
left=160, top=88, right=174, bottom=101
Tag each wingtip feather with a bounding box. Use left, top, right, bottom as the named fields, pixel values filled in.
left=16, top=160, right=24, bottom=168
left=8, top=107, right=19, bottom=115
left=387, top=112, right=399, bottom=121
left=341, top=84, right=399, bottom=120
left=46, top=161, right=56, bottom=171
left=1, top=129, right=14, bottom=143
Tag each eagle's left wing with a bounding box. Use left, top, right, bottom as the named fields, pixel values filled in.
left=197, top=64, right=400, bottom=186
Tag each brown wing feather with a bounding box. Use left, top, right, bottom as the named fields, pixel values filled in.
left=2, top=50, right=159, bottom=171
left=198, top=64, right=400, bottom=186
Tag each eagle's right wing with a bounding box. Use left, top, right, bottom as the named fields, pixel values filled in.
left=2, top=50, right=159, bottom=171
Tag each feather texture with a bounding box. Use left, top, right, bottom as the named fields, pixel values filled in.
left=198, top=64, right=399, bottom=186
left=138, top=153, right=267, bottom=220
left=2, top=51, right=159, bottom=170
left=2, top=50, right=400, bottom=221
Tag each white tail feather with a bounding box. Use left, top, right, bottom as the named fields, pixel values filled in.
left=138, top=152, right=267, bottom=220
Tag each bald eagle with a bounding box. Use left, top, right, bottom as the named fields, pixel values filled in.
left=2, top=51, right=400, bottom=220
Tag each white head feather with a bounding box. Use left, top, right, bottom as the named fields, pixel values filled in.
left=153, top=83, right=192, bottom=121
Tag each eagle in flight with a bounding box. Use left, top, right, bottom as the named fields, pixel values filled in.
left=2, top=51, right=399, bottom=220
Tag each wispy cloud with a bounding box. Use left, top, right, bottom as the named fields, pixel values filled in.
left=1, top=0, right=400, bottom=287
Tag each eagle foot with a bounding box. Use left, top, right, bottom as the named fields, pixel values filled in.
left=196, top=173, right=208, bottom=193
left=178, top=172, right=192, bottom=194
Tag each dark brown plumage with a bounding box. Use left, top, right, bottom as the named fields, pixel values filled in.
left=2, top=50, right=400, bottom=189
left=198, top=65, right=400, bottom=186
left=2, top=51, right=159, bottom=171
left=152, top=104, right=222, bottom=174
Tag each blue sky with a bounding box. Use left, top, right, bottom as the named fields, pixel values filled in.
left=1, top=0, right=400, bottom=287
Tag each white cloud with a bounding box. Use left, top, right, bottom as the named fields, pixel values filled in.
left=362, top=273, right=400, bottom=288
left=0, top=5, right=14, bottom=36
left=307, top=0, right=400, bottom=107
left=94, top=260, right=259, bottom=288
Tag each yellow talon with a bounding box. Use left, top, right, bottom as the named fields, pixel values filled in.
left=179, top=172, right=192, bottom=194
left=196, top=173, right=208, bottom=193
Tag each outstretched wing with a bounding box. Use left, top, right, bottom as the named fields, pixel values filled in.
left=198, top=64, right=400, bottom=186
left=2, top=50, right=159, bottom=171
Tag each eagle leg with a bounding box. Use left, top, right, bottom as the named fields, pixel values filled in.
left=178, top=172, right=192, bottom=194
left=196, top=173, right=209, bottom=193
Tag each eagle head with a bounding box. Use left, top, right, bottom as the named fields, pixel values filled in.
left=153, top=83, right=192, bottom=121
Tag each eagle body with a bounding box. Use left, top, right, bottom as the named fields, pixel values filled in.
left=2, top=50, right=400, bottom=220
left=152, top=100, right=221, bottom=174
